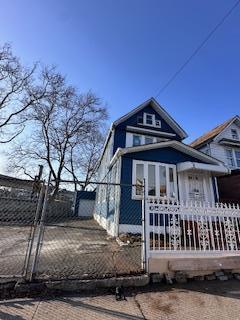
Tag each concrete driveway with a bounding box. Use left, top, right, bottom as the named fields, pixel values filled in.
left=0, top=219, right=142, bottom=280
left=1, top=280, right=240, bottom=319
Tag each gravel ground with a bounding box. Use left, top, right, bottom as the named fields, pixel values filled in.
left=0, top=219, right=142, bottom=280
left=1, top=280, right=240, bottom=319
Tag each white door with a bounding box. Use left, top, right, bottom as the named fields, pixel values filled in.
left=187, top=174, right=206, bottom=202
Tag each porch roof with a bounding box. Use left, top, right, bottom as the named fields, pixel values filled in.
left=109, top=140, right=223, bottom=168
left=177, top=161, right=230, bottom=176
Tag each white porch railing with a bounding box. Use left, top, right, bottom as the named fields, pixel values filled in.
left=145, top=199, right=240, bottom=254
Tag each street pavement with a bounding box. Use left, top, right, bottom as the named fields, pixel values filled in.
left=0, top=280, right=240, bottom=319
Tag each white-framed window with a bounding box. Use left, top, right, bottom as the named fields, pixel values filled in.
left=141, top=113, right=161, bottom=128
left=135, top=163, right=144, bottom=196
left=231, top=129, right=239, bottom=140
left=225, top=149, right=234, bottom=167
left=225, top=148, right=240, bottom=168
left=235, top=150, right=240, bottom=167
left=132, top=134, right=141, bottom=146
left=145, top=136, right=154, bottom=144
left=129, top=133, right=163, bottom=147
left=145, top=113, right=154, bottom=126
left=132, top=160, right=177, bottom=200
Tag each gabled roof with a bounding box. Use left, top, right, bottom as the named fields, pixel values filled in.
left=190, top=115, right=240, bottom=148
left=110, top=140, right=224, bottom=168
left=113, top=97, right=188, bottom=139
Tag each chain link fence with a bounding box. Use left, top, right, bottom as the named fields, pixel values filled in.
left=0, top=176, right=39, bottom=278
left=0, top=175, right=146, bottom=281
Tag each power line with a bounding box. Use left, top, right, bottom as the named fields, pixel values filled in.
left=155, top=0, right=240, bottom=98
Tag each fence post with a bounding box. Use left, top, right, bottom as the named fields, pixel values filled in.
left=141, top=179, right=148, bottom=273
left=29, top=172, right=51, bottom=281
left=23, top=182, right=46, bottom=279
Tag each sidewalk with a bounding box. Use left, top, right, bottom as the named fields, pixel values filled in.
left=0, top=280, right=240, bottom=319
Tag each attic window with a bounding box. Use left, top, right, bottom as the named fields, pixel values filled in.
left=143, top=113, right=156, bottom=127
left=231, top=129, right=238, bottom=140
left=146, top=114, right=154, bottom=125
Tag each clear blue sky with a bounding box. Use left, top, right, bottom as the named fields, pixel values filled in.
left=0, top=0, right=240, bottom=143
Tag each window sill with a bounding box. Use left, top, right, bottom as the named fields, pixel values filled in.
left=138, top=123, right=161, bottom=129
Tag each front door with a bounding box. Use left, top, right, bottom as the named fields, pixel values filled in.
left=187, top=173, right=205, bottom=202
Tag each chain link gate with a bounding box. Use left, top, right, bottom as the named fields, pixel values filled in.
left=0, top=174, right=147, bottom=281
left=23, top=178, right=147, bottom=281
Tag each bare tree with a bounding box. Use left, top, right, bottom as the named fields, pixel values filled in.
left=64, top=130, right=105, bottom=190
left=0, top=43, right=45, bottom=143
left=9, top=67, right=107, bottom=195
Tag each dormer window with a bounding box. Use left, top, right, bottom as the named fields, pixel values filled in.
left=142, top=113, right=161, bottom=128
left=231, top=129, right=238, bottom=140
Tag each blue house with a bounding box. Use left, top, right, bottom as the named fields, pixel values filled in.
left=94, top=98, right=229, bottom=236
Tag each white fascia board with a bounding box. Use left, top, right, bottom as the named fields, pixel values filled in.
left=109, top=148, right=122, bottom=168
left=177, top=161, right=230, bottom=176
left=113, top=98, right=188, bottom=139
left=95, top=124, right=114, bottom=170
left=109, top=140, right=223, bottom=168
left=126, top=126, right=176, bottom=137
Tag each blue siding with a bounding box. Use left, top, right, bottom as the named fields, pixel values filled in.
left=113, top=127, right=126, bottom=154
left=113, top=104, right=182, bottom=154
left=125, top=147, right=209, bottom=164
left=120, top=157, right=142, bottom=225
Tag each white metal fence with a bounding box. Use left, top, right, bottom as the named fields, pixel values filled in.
left=145, top=199, right=240, bottom=255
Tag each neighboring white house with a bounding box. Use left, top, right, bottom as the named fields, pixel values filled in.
left=190, top=115, right=240, bottom=170
left=190, top=115, right=240, bottom=203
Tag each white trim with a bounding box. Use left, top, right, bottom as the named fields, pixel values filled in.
left=213, top=115, right=240, bottom=142
left=177, top=162, right=230, bottom=175
left=113, top=157, right=122, bottom=237
left=132, top=160, right=178, bottom=200
left=113, top=98, right=188, bottom=139
left=119, top=224, right=142, bottom=234
left=126, top=131, right=168, bottom=148
left=126, top=125, right=176, bottom=137
left=143, top=112, right=155, bottom=127
left=95, top=125, right=114, bottom=170
left=109, top=140, right=224, bottom=168
left=224, top=147, right=240, bottom=169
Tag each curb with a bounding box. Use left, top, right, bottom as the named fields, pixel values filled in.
left=0, top=275, right=149, bottom=299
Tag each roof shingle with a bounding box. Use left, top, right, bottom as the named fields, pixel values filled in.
left=190, top=116, right=237, bottom=148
